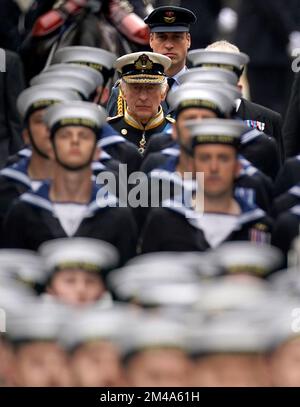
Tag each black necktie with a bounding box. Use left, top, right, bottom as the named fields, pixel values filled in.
left=167, top=77, right=175, bottom=90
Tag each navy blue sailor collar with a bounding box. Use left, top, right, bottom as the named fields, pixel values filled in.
left=162, top=192, right=267, bottom=230
left=0, top=157, right=33, bottom=188
left=20, top=181, right=118, bottom=215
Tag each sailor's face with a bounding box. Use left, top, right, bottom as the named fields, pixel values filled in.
left=174, top=108, right=217, bottom=147
left=71, top=341, right=125, bottom=387
left=12, top=341, right=73, bottom=387
left=52, top=126, right=98, bottom=169
left=122, top=82, right=166, bottom=123
left=47, top=269, right=106, bottom=307
left=25, top=109, right=52, bottom=157
left=191, top=354, right=269, bottom=387
left=193, top=144, right=240, bottom=199
left=126, top=348, right=192, bottom=387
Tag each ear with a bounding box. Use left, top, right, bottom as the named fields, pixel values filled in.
left=237, top=82, right=243, bottom=92
left=22, top=128, right=30, bottom=145
left=160, top=84, right=168, bottom=102
left=186, top=33, right=191, bottom=49
left=149, top=33, right=154, bottom=50
left=100, top=86, right=110, bottom=105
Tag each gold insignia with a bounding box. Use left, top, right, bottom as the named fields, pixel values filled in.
left=121, top=128, right=128, bottom=135
left=164, top=11, right=176, bottom=24
left=134, top=54, right=153, bottom=71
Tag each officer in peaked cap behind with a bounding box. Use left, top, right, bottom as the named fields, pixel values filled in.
left=106, top=5, right=197, bottom=117
left=108, top=52, right=174, bottom=155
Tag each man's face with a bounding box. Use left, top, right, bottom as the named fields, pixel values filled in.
left=51, top=126, right=98, bottom=170
left=191, top=354, right=269, bottom=387
left=193, top=144, right=240, bottom=199
left=269, top=338, right=300, bottom=386
left=71, top=341, right=125, bottom=387
left=126, top=348, right=192, bottom=387
left=150, top=32, right=191, bottom=72
left=174, top=108, right=217, bottom=147
left=24, top=109, right=52, bottom=157
left=12, top=342, right=73, bottom=387
left=47, top=269, right=106, bottom=307
left=122, top=82, right=166, bottom=123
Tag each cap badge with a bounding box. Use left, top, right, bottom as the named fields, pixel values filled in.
left=164, top=11, right=176, bottom=24
left=134, top=54, right=153, bottom=71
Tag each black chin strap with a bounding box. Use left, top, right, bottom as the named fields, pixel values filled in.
left=28, top=127, right=50, bottom=160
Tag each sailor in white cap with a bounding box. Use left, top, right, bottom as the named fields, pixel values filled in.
left=30, top=71, right=96, bottom=101
left=178, top=67, right=281, bottom=180
left=6, top=301, right=73, bottom=387
left=140, top=119, right=273, bottom=253
left=51, top=45, right=117, bottom=96
left=108, top=52, right=174, bottom=155
left=188, top=40, right=284, bottom=162
left=60, top=306, right=132, bottom=387
left=188, top=309, right=273, bottom=386
left=39, top=237, right=118, bottom=307
left=0, top=85, right=81, bottom=245
left=43, top=63, right=104, bottom=103
left=122, top=314, right=193, bottom=387
left=212, top=241, right=283, bottom=278
left=267, top=302, right=300, bottom=386
left=3, top=101, right=137, bottom=265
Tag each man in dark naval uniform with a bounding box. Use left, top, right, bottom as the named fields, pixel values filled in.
left=107, top=51, right=174, bottom=155
left=140, top=119, right=272, bottom=253
left=3, top=101, right=137, bottom=264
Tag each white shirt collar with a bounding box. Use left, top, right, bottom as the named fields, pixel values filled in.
left=171, top=66, right=188, bottom=91
left=235, top=98, right=242, bottom=112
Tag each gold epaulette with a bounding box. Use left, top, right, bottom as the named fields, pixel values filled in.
left=117, top=88, right=126, bottom=116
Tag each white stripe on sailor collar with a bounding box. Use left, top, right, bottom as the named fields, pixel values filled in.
left=289, top=185, right=300, bottom=198
left=162, top=197, right=266, bottom=229
left=98, top=135, right=126, bottom=148
left=291, top=205, right=300, bottom=216
left=161, top=147, right=180, bottom=157
left=0, top=167, right=32, bottom=187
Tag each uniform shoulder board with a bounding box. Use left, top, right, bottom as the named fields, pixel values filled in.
left=107, top=114, right=123, bottom=122
left=166, top=115, right=176, bottom=124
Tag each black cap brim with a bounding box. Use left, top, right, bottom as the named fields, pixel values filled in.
left=150, top=25, right=190, bottom=33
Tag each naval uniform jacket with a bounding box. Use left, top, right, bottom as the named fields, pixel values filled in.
left=3, top=181, right=137, bottom=264
left=107, top=106, right=174, bottom=155
left=140, top=195, right=273, bottom=253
